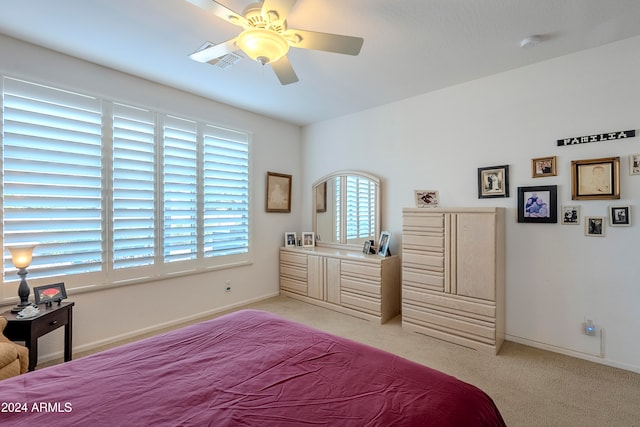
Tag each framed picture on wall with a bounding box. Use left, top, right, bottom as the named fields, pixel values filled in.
left=531, top=156, right=557, bottom=178
left=477, top=165, right=509, bottom=198
left=315, top=181, right=326, bottom=212
left=266, top=172, right=292, bottom=212
left=609, top=205, right=630, bottom=226
left=571, top=157, right=620, bottom=200
left=517, top=185, right=558, bottom=223
left=630, top=154, right=640, bottom=175
left=585, top=216, right=605, bottom=237
left=414, top=190, right=439, bottom=207
left=561, top=205, right=580, bottom=225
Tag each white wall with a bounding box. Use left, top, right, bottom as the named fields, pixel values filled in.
left=301, top=36, right=640, bottom=373
left=0, top=35, right=302, bottom=359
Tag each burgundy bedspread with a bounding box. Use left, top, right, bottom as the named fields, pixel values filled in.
left=0, top=309, right=505, bottom=426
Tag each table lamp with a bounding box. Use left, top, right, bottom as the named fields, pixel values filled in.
left=8, top=245, right=36, bottom=310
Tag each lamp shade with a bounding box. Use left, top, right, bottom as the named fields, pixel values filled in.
left=237, top=28, right=289, bottom=64
left=8, top=245, right=35, bottom=269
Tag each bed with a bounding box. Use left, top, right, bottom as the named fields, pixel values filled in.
left=0, top=309, right=506, bottom=426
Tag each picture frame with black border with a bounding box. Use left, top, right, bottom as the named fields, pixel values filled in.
left=33, top=282, right=67, bottom=305
left=585, top=216, right=605, bottom=237
left=609, top=205, right=630, bottom=227
left=561, top=205, right=581, bottom=225
left=517, top=185, right=558, bottom=223
left=477, top=165, right=509, bottom=198
left=571, top=157, right=620, bottom=200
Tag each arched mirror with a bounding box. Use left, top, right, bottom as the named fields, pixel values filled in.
left=312, top=171, right=380, bottom=248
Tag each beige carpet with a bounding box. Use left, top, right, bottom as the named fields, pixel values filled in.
left=43, top=295, right=640, bottom=426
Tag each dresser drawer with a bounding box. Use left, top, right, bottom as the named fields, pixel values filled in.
left=402, top=250, right=444, bottom=270
left=341, top=260, right=380, bottom=280
left=32, top=308, right=70, bottom=337
left=403, top=288, right=496, bottom=320
left=280, top=250, right=307, bottom=267
left=340, top=290, right=380, bottom=316
left=403, top=268, right=444, bottom=291
left=403, top=304, right=496, bottom=343
left=280, top=263, right=307, bottom=280
left=280, top=277, right=307, bottom=295
left=341, top=276, right=380, bottom=297
left=403, top=233, right=444, bottom=252
left=403, top=213, right=444, bottom=229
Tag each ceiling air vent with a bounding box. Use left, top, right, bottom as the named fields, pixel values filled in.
left=208, top=52, right=243, bottom=69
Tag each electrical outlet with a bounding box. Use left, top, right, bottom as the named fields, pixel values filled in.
left=225, top=280, right=232, bottom=293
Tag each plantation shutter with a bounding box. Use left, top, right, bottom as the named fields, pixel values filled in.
left=2, top=77, right=103, bottom=280
left=202, top=125, right=249, bottom=257
left=162, top=115, right=198, bottom=263
left=112, top=103, right=156, bottom=269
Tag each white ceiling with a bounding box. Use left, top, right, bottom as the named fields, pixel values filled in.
left=1, top=0, right=640, bottom=126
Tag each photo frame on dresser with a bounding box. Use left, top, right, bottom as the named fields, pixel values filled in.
left=284, top=232, right=297, bottom=247
left=377, top=231, right=391, bottom=257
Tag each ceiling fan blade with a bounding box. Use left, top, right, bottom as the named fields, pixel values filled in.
left=189, top=38, right=238, bottom=63
left=270, top=56, right=299, bottom=85
left=184, top=0, right=248, bottom=27
left=285, top=29, right=364, bottom=55
left=262, top=0, right=297, bottom=24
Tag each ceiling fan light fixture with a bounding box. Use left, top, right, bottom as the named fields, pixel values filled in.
left=237, top=28, right=289, bottom=64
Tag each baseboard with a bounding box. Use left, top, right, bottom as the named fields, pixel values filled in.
left=506, top=334, right=640, bottom=374
left=38, top=292, right=280, bottom=364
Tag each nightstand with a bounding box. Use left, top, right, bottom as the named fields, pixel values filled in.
left=1, top=301, right=74, bottom=371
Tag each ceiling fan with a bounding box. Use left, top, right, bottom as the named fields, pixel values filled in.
left=185, top=0, right=364, bottom=85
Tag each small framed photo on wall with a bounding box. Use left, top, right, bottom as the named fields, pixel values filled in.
left=609, top=205, right=630, bottom=226
left=477, top=165, right=509, bottom=198
left=630, top=154, right=640, bottom=175
left=531, top=156, right=557, bottom=178
left=585, top=216, right=605, bottom=237
left=266, top=171, right=292, bottom=212
left=414, top=190, right=439, bottom=207
left=561, top=205, right=580, bottom=225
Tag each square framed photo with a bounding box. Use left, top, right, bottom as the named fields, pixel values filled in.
left=532, top=156, right=557, bottom=178
left=585, top=216, right=605, bottom=237
left=517, top=185, right=557, bottom=223
left=284, top=232, right=297, bottom=247
left=561, top=205, right=581, bottom=225
left=414, top=190, right=439, bottom=208
left=571, top=157, right=620, bottom=200
left=609, top=205, right=630, bottom=226
left=377, top=231, right=391, bottom=257
left=478, top=165, right=509, bottom=198
left=630, top=153, right=640, bottom=176
left=33, top=282, right=67, bottom=304
left=301, top=231, right=315, bottom=247
left=266, top=171, right=292, bottom=212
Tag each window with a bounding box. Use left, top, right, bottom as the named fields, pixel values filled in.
left=1, top=77, right=251, bottom=290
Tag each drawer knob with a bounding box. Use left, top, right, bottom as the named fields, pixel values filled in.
left=49, top=320, right=58, bottom=326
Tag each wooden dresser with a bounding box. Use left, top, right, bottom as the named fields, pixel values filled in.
left=401, top=208, right=505, bottom=354
left=280, top=246, right=401, bottom=323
